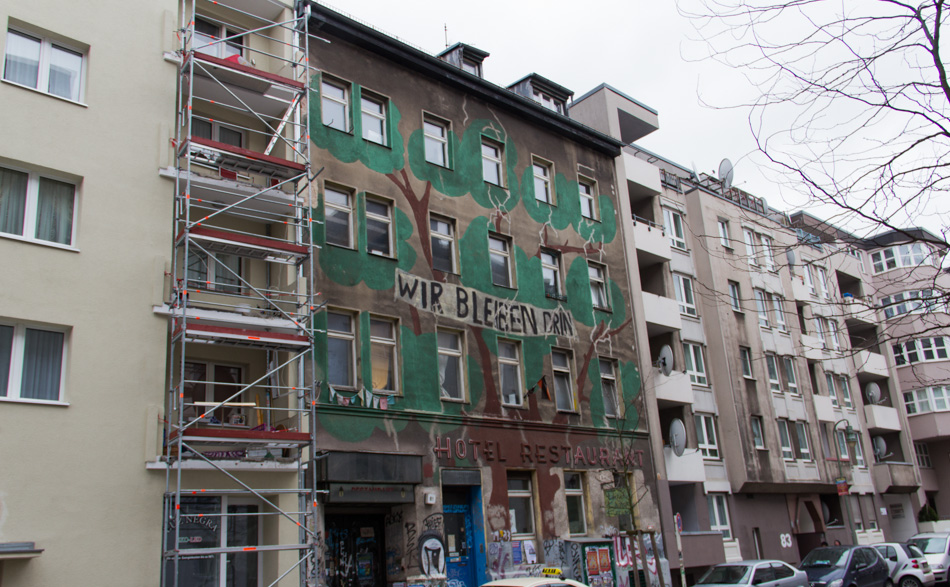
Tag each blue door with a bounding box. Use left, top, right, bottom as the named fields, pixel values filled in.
left=444, top=489, right=476, bottom=587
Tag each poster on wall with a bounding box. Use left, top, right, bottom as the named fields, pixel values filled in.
left=587, top=548, right=601, bottom=575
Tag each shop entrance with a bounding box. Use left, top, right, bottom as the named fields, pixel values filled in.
left=326, top=512, right=386, bottom=587
left=442, top=484, right=486, bottom=587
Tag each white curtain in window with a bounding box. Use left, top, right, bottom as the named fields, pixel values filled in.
left=3, top=31, right=40, bottom=87
left=0, top=167, right=28, bottom=235
left=48, top=46, right=82, bottom=101
left=35, top=177, right=74, bottom=244
left=21, top=328, right=64, bottom=401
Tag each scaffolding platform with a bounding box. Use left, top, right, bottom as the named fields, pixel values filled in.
left=174, top=322, right=309, bottom=349
left=179, top=226, right=310, bottom=264
left=183, top=136, right=305, bottom=180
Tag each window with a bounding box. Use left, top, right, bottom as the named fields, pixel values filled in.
left=839, top=376, right=853, bottom=409
left=321, top=78, right=349, bottom=132
left=599, top=359, right=619, bottom=417
left=836, top=429, right=850, bottom=460
left=894, top=336, right=949, bottom=365
left=182, top=361, right=244, bottom=425
left=707, top=494, right=732, bottom=539
left=914, top=442, right=932, bottom=468
left=193, top=17, right=243, bottom=58
left=324, top=186, right=353, bottom=247
left=815, top=266, right=829, bottom=300
left=360, top=93, right=387, bottom=145
left=507, top=472, right=535, bottom=536
left=673, top=274, right=697, bottom=316
left=814, top=316, right=827, bottom=348
left=683, top=343, right=708, bottom=385
left=871, top=244, right=931, bottom=274
left=365, top=197, right=393, bottom=256
left=532, top=90, right=565, bottom=114
left=482, top=140, right=504, bottom=186
left=327, top=311, right=355, bottom=389
left=795, top=421, right=812, bottom=460
left=423, top=116, right=449, bottom=167
left=854, top=435, right=866, bottom=467
left=826, top=373, right=840, bottom=407
left=541, top=250, right=563, bottom=298
left=717, top=220, right=731, bottom=248
left=766, top=354, right=781, bottom=392
left=564, top=472, right=587, bottom=535
left=759, top=235, right=776, bottom=271
left=532, top=159, right=553, bottom=204
left=881, top=289, right=947, bottom=319
left=751, top=416, right=766, bottom=449
left=589, top=262, right=609, bottom=310
left=777, top=420, right=795, bottom=460
left=552, top=350, right=575, bottom=412
left=489, top=235, right=513, bottom=288
left=743, top=229, right=758, bottom=266
left=498, top=340, right=523, bottom=406
left=754, top=289, right=770, bottom=328
left=770, top=294, right=787, bottom=331
left=0, top=322, right=66, bottom=403
left=369, top=317, right=397, bottom=394
left=437, top=330, right=465, bottom=401
left=579, top=179, right=597, bottom=220
left=663, top=208, right=686, bottom=250
left=430, top=215, right=457, bottom=273
left=0, top=166, right=77, bottom=246
left=728, top=281, right=742, bottom=311
left=804, top=263, right=817, bottom=296
left=740, top=347, right=754, bottom=378
left=903, top=385, right=950, bottom=415
left=4, top=28, right=84, bottom=101
left=187, top=249, right=242, bottom=294
left=695, top=414, right=720, bottom=459
left=782, top=357, right=799, bottom=394
left=192, top=118, right=245, bottom=148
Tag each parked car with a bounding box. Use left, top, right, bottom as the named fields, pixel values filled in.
left=696, top=560, right=808, bottom=587
left=481, top=577, right=588, bottom=587
left=873, top=543, right=935, bottom=587
left=909, top=534, right=950, bottom=585
left=799, top=545, right=890, bottom=587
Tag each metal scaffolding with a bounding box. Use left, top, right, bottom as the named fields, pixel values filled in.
left=162, top=1, right=321, bottom=585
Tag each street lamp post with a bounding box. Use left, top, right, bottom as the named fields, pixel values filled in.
left=833, top=418, right=860, bottom=545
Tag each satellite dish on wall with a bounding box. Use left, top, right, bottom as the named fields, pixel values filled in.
left=786, top=249, right=796, bottom=265
left=865, top=382, right=883, bottom=405
left=657, top=345, right=674, bottom=376
left=719, top=158, right=735, bottom=190
left=670, top=418, right=687, bottom=457
left=690, top=161, right=700, bottom=182
left=872, top=436, right=891, bottom=461
left=821, top=502, right=840, bottom=526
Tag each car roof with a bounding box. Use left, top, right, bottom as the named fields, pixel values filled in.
left=716, top=560, right=791, bottom=565
left=481, top=579, right=588, bottom=587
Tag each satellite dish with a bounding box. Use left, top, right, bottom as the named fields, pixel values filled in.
left=670, top=418, right=687, bottom=457
left=786, top=249, right=796, bottom=265
left=872, top=436, right=891, bottom=461
left=658, top=345, right=674, bottom=376
left=865, top=382, right=882, bottom=405
left=719, top=158, right=735, bottom=190
left=690, top=161, right=700, bottom=182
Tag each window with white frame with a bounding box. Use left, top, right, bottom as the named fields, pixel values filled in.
left=683, top=342, right=707, bottom=386
left=903, top=385, right=950, bottom=414
left=430, top=215, right=457, bottom=273
left=838, top=376, right=853, bottom=409
left=835, top=429, right=850, bottom=460
left=192, top=117, right=245, bottom=148
left=828, top=320, right=841, bottom=351
left=707, top=494, right=733, bottom=539
left=914, top=442, right=932, bottom=468
left=815, top=266, right=829, bottom=299
left=728, top=281, right=742, bottom=311
left=759, top=235, right=776, bottom=271
left=599, top=359, right=619, bottom=417
left=0, top=165, right=77, bottom=246
left=489, top=235, right=513, bottom=288
left=0, top=321, right=67, bottom=403
left=743, top=229, right=758, bottom=266
left=854, top=435, right=866, bottom=467
left=187, top=249, right=242, bottom=294
left=327, top=311, right=356, bottom=389
left=765, top=354, right=781, bottom=392
left=579, top=179, right=597, bottom=220
left=754, top=289, right=770, bottom=328
left=717, top=220, right=731, bottom=248
left=507, top=471, right=535, bottom=536
left=777, top=420, right=795, bottom=460
left=814, top=316, right=827, bottom=347
left=589, top=262, right=609, bottom=310
left=564, top=472, right=587, bottom=535
left=881, top=289, right=947, bottom=318
left=673, top=274, right=697, bottom=316
left=365, top=197, right=393, bottom=256
left=871, top=244, right=933, bottom=274
left=481, top=140, right=504, bottom=186
left=193, top=17, right=244, bottom=58
left=541, top=250, right=563, bottom=298
left=361, top=93, right=388, bottom=145
left=893, top=336, right=949, bottom=365
left=423, top=116, right=449, bottom=167
left=532, top=159, right=553, bottom=204
left=369, top=317, right=398, bottom=394
left=532, top=89, right=565, bottom=114
left=182, top=361, right=244, bottom=425
left=461, top=58, right=481, bottom=76
left=871, top=248, right=897, bottom=273
left=739, top=347, right=754, bottom=378
left=694, top=413, right=720, bottom=459
left=498, top=340, right=523, bottom=406
left=782, top=357, right=799, bottom=394
left=321, top=78, right=350, bottom=132
left=804, top=263, right=817, bottom=296
left=751, top=416, right=766, bottom=449
left=826, top=373, right=840, bottom=407
left=4, top=28, right=85, bottom=102
left=324, top=186, right=353, bottom=247
left=663, top=208, right=686, bottom=250
left=795, top=421, right=812, bottom=460
left=552, top=349, right=575, bottom=412
left=770, top=294, right=787, bottom=331
left=437, top=330, right=465, bottom=401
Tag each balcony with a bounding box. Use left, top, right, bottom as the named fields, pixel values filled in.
left=871, top=462, right=918, bottom=493
left=630, top=218, right=671, bottom=264
left=853, top=350, right=889, bottom=378
left=800, top=334, right=826, bottom=361
left=623, top=152, right=662, bottom=196
left=791, top=275, right=813, bottom=302
left=681, top=532, right=727, bottom=568
left=864, top=405, right=901, bottom=433
left=813, top=395, right=836, bottom=422
left=663, top=446, right=706, bottom=483
left=842, top=297, right=878, bottom=327
left=907, top=411, right=950, bottom=441
left=642, top=292, right=682, bottom=335
left=654, top=371, right=695, bottom=405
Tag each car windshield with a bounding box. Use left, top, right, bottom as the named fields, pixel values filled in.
left=698, top=565, right=752, bottom=585
left=801, top=548, right=849, bottom=568
left=910, top=537, right=948, bottom=555
left=904, top=544, right=925, bottom=558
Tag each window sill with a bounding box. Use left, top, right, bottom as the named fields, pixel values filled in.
left=593, top=305, right=612, bottom=313
left=502, top=403, right=526, bottom=409
left=742, top=376, right=756, bottom=381
left=363, top=138, right=391, bottom=150
left=2, top=79, right=88, bottom=107
left=0, top=232, right=79, bottom=252
left=491, top=282, right=518, bottom=291
left=326, top=242, right=357, bottom=251
left=580, top=215, right=600, bottom=223
left=323, top=124, right=352, bottom=136
left=732, top=309, right=744, bottom=314
left=546, top=293, right=568, bottom=302
left=440, top=397, right=467, bottom=404
left=0, top=397, right=69, bottom=407
left=368, top=250, right=396, bottom=260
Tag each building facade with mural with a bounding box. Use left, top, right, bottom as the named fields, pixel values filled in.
left=305, top=5, right=660, bottom=587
